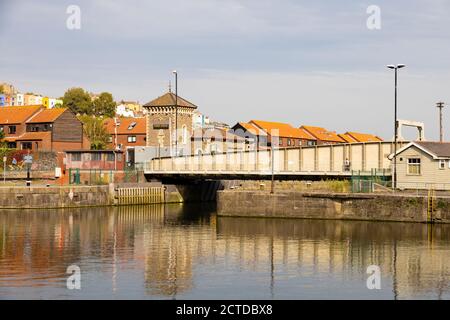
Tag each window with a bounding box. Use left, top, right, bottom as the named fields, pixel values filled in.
left=307, top=140, right=316, bottom=146
left=407, top=158, right=421, bottom=175
left=127, top=136, right=137, bottom=143
left=439, top=160, right=446, bottom=170
left=127, top=122, right=137, bottom=130
left=92, top=153, right=102, bottom=161
left=287, top=139, right=291, bottom=146
left=182, top=125, right=187, bottom=144
left=106, top=153, right=115, bottom=161
left=21, top=142, right=32, bottom=150
left=8, top=126, right=16, bottom=134
left=72, top=153, right=81, bottom=161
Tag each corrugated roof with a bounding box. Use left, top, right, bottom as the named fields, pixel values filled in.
left=250, top=120, right=316, bottom=140
left=0, top=105, right=43, bottom=124
left=26, top=108, right=67, bottom=123
left=301, top=126, right=345, bottom=143
left=143, top=92, right=197, bottom=109
left=104, top=117, right=146, bottom=135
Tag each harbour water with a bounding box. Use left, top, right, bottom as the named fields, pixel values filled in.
left=0, top=203, right=448, bottom=300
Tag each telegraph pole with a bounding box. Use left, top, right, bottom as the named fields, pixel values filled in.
left=436, top=102, right=445, bottom=142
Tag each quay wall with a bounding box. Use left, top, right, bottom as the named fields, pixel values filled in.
left=0, top=185, right=112, bottom=209
left=217, top=190, right=450, bottom=224
left=0, top=183, right=167, bottom=209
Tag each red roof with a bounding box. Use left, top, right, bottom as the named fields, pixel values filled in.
left=26, top=108, right=68, bottom=123
left=104, top=117, right=146, bottom=135
left=0, top=105, right=43, bottom=124
left=250, top=120, right=316, bottom=140
left=301, top=126, right=345, bottom=143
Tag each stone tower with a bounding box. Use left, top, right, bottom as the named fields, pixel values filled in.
left=143, top=91, right=197, bottom=156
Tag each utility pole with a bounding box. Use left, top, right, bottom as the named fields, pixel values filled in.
left=436, top=102, right=445, bottom=142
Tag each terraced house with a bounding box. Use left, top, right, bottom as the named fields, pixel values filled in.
left=104, top=117, right=146, bottom=164
left=0, top=106, right=88, bottom=152
left=233, top=120, right=317, bottom=149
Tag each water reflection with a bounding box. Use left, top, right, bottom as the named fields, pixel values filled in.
left=0, top=204, right=448, bottom=299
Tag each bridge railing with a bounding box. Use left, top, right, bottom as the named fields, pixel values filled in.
left=144, top=141, right=400, bottom=176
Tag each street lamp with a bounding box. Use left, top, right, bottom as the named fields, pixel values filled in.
left=387, top=64, right=406, bottom=190
left=172, top=70, right=178, bottom=156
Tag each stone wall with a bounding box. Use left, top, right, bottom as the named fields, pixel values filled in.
left=0, top=185, right=112, bottom=209
left=217, top=190, right=450, bottom=224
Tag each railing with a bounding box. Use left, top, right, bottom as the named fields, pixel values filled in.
left=144, top=142, right=396, bottom=177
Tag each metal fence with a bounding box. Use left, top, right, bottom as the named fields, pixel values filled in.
left=350, top=169, right=391, bottom=193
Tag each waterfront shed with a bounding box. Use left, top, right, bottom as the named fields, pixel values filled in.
left=388, top=141, right=450, bottom=190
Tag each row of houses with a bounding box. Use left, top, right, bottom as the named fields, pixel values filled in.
left=0, top=89, right=63, bottom=109
left=0, top=105, right=88, bottom=152
left=232, top=120, right=382, bottom=149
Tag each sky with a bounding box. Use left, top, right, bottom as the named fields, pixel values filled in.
left=1, top=0, right=449, bottom=140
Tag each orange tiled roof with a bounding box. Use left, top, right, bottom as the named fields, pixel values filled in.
left=26, top=108, right=67, bottom=123
left=250, top=120, right=316, bottom=140
left=0, top=105, right=43, bottom=124
left=301, top=126, right=345, bottom=143
left=236, top=122, right=268, bottom=136
left=143, top=92, right=197, bottom=109
left=104, top=117, right=146, bottom=135
left=343, top=131, right=383, bottom=143
left=338, top=133, right=358, bottom=143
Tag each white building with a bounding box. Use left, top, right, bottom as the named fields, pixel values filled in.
left=15, top=93, right=24, bottom=106
left=116, top=103, right=135, bottom=117
left=389, top=141, right=450, bottom=190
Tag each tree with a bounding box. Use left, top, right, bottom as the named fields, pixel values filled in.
left=92, top=92, right=116, bottom=117
left=0, top=85, right=4, bottom=94
left=0, top=130, right=5, bottom=148
left=63, top=88, right=92, bottom=115
left=78, top=115, right=110, bottom=150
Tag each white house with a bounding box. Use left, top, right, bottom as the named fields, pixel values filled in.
left=389, top=141, right=450, bottom=190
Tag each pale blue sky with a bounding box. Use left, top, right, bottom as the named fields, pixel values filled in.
left=1, top=0, right=449, bottom=140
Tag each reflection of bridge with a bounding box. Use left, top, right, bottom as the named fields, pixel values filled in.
left=144, top=141, right=405, bottom=180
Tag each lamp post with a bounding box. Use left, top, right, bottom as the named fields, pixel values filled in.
left=173, top=70, right=178, bottom=156
left=387, top=64, right=406, bottom=191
